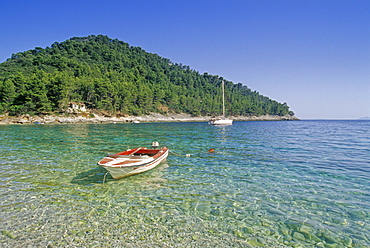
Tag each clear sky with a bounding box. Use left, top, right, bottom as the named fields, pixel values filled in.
left=1, top=0, right=369, bottom=119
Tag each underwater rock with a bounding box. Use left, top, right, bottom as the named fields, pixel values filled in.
left=293, top=231, right=306, bottom=241
left=342, top=236, right=352, bottom=246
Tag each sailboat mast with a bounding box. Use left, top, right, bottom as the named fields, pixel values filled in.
left=222, top=80, right=225, bottom=117
left=208, top=80, right=232, bottom=125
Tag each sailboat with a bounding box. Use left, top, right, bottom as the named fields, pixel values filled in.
left=209, top=80, right=233, bottom=125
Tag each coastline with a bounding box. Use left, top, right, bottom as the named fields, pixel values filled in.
left=0, top=113, right=299, bottom=125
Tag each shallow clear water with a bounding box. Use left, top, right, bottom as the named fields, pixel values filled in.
left=1, top=120, right=369, bottom=247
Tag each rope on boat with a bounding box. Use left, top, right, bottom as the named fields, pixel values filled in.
left=169, top=150, right=191, bottom=157
left=102, top=172, right=109, bottom=184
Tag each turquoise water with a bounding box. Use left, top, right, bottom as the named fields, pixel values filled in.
left=0, top=120, right=369, bottom=247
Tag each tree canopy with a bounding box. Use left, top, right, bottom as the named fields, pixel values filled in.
left=0, top=35, right=294, bottom=117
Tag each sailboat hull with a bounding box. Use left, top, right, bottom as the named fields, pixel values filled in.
left=209, top=119, right=233, bottom=125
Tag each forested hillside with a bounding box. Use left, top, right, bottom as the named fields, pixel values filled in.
left=0, top=35, right=294, bottom=117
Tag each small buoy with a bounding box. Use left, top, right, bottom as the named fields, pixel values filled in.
left=208, top=149, right=215, bottom=153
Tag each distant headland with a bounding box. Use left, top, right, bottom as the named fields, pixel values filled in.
left=0, top=35, right=297, bottom=121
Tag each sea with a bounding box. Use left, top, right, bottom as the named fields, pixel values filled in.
left=0, top=120, right=369, bottom=247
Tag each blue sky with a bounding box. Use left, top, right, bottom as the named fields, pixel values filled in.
left=1, top=0, right=369, bottom=119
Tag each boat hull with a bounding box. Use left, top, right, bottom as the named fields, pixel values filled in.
left=209, top=119, right=233, bottom=125
left=98, top=147, right=169, bottom=179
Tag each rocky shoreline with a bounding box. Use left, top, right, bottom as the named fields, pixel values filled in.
left=0, top=113, right=299, bottom=125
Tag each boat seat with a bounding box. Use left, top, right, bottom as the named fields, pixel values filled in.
left=133, top=153, right=153, bottom=157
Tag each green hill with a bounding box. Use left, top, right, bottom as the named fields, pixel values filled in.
left=0, top=35, right=294, bottom=117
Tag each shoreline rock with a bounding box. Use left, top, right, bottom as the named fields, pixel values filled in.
left=0, top=113, right=299, bottom=125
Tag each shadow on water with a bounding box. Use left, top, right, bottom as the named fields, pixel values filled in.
left=71, top=166, right=112, bottom=185
left=71, top=163, right=170, bottom=187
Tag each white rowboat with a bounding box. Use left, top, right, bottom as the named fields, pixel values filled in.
left=98, top=146, right=169, bottom=179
